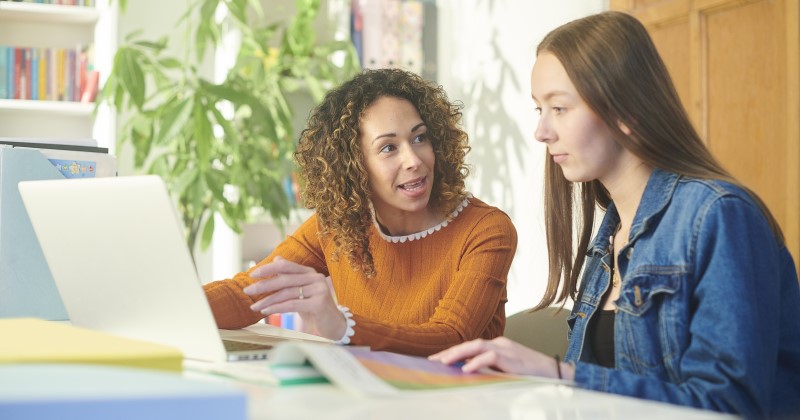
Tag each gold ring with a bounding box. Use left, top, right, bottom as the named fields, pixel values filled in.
left=298, top=286, right=305, bottom=300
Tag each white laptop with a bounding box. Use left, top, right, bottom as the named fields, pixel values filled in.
left=18, top=175, right=330, bottom=364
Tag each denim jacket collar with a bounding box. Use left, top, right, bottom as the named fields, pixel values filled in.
left=587, top=169, right=681, bottom=257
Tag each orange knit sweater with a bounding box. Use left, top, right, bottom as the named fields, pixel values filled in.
left=203, top=197, right=517, bottom=356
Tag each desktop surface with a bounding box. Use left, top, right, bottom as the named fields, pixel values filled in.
left=188, top=371, right=734, bottom=420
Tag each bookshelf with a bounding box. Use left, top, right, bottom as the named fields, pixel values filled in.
left=0, top=1, right=116, bottom=148
left=0, top=98, right=93, bottom=115
left=0, top=1, right=100, bottom=24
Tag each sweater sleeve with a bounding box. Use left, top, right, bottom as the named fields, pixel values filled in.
left=349, top=210, right=518, bottom=357
left=203, top=215, right=326, bottom=329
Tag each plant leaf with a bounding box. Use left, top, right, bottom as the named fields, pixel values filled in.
left=115, top=48, right=146, bottom=110
left=158, top=58, right=183, bottom=69
left=193, top=98, right=214, bottom=170
left=173, top=166, right=199, bottom=196
left=199, top=212, right=215, bottom=250
left=156, top=98, right=194, bottom=146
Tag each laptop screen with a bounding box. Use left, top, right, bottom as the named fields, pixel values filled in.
left=19, top=176, right=230, bottom=362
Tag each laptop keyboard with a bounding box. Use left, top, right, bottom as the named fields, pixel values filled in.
left=223, top=339, right=273, bottom=352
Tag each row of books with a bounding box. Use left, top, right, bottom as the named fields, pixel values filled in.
left=0, top=0, right=96, bottom=6
left=265, top=312, right=303, bottom=331
left=0, top=45, right=99, bottom=102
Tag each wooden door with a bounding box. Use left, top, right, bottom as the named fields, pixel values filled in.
left=611, top=0, right=800, bottom=267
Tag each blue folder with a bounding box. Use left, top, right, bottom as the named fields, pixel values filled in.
left=0, top=147, right=69, bottom=320
left=0, top=364, right=247, bottom=420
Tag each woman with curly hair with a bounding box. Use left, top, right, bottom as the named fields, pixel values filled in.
left=203, top=68, right=517, bottom=356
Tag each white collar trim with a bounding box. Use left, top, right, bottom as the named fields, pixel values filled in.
left=373, top=194, right=472, bottom=243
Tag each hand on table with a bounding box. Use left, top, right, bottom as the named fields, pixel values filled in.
left=428, top=336, right=574, bottom=380
left=243, top=256, right=344, bottom=341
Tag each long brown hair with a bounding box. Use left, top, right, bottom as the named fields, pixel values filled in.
left=295, top=68, right=470, bottom=278
left=534, top=11, right=783, bottom=310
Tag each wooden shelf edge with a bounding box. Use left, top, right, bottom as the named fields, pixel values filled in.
left=0, top=2, right=99, bottom=25
left=0, top=99, right=94, bottom=116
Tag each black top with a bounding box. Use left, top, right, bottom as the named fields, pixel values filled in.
left=587, top=309, right=616, bottom=368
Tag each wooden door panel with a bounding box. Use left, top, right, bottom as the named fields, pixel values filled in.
left=649, top=20, right=692, bottom=124
left=612, top=0, right=799, bottom=266
left=706, top=1, right=787, bottom=225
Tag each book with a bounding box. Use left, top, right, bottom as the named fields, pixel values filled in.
left=0, top=138, right=116, bottom=177
left=41, top=148, right=116, bottom=178
left=0, top=137, right=107, bottom=153
left=0, top=318, right=184, bottom=373
left=0, top=46, right=7, bottom=99
left=268, top=342, right=558, bottom=395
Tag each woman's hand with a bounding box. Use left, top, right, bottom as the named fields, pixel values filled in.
left=243, top=256, right=344, bottom=341
left=428, top=337, right=574, bottom=380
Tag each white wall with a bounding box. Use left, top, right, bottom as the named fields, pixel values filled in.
left=435, top=1, right=606, bottom=315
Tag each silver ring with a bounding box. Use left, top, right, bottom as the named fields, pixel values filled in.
left=298, top=286, right=305, bottom=300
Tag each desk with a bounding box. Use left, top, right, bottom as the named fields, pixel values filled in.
left=189, top=372, right=733, bottom=420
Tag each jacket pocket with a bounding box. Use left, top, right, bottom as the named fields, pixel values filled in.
left=614, top=269, right=688, bottom=376
left=615, top=269, right=683, bottom=316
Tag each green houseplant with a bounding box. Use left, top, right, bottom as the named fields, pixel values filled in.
left=101, top=0, right=359, bottom=258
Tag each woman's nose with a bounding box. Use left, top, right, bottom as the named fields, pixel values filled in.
left=401, top=145, right=423, bottom=169
left=534, top=115, right=552, bottom=143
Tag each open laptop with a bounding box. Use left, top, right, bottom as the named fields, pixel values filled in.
left=18, top=175, right=329, bottom=364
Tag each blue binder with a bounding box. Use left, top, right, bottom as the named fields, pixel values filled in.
left=0, top=147, right=69, bottom=320
left=0, top=364, right=247, bottom=420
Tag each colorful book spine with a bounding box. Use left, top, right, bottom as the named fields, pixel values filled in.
left=49, top=47, right=57, bottom=101
left=39, top=47, right=47, bottom=100
left=9, top=0, right=95, bottom=5
left=30, top=48, right=39, bottom=100
left=13, top=48, right=22, bottom=100
left=0, top=46, right=7, bottom=100
left=267, top=312, right=303, bottom=331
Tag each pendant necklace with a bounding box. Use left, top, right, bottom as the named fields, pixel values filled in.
left=609, top=224, right=623, bottom=288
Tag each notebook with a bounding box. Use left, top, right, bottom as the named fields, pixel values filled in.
left=18, top=175, right=330, bottom=363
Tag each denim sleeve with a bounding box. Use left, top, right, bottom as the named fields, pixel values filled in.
left=573, top=195, right=783, bottom=418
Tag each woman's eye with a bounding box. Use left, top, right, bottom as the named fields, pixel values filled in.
left=413, top=134, right=428, bottom=144
left=553, top=107, right=565, bottom=115
left=380, top=144, right=396, bottom=153
left=534, top=107, right=542, bottom=115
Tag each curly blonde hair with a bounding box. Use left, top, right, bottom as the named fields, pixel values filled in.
left=295, top=68, right=470, bottom=277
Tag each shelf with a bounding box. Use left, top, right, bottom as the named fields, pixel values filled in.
left=0, top=99, right=94, bottom=116
left=0, top=2, right=99, bottom=25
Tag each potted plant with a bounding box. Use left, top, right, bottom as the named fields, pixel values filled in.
left=100, top=0, right=359, bottom=260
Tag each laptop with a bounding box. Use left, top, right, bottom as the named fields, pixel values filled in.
left=18, top=175, right=329, bottom=363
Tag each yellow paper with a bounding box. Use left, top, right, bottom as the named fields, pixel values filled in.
left=0, top=318, right=183, bottom=372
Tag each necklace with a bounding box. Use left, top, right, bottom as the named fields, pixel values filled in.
left=609, top=224, right=623, bottom=288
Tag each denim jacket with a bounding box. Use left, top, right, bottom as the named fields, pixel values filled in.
left=565, top=169, right=800, bottom=418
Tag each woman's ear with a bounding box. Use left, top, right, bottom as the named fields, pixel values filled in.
left=618, top=120, right=632, bottom=136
